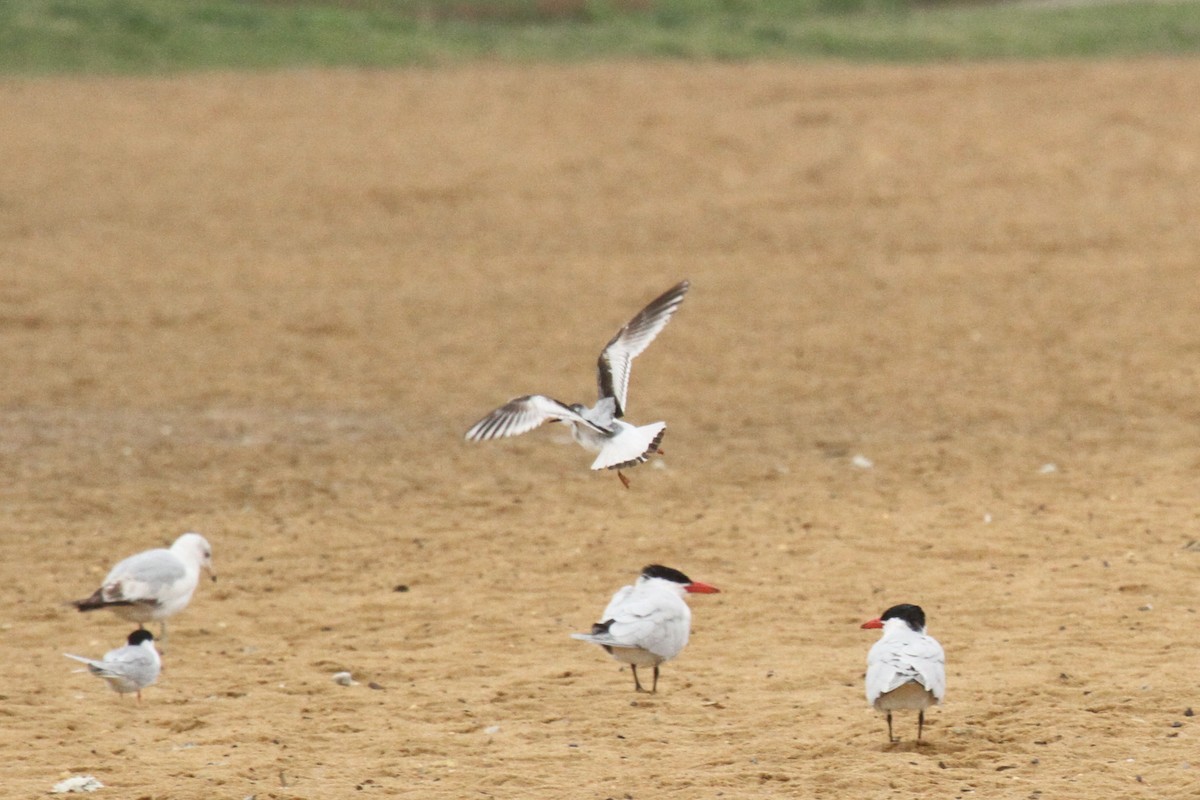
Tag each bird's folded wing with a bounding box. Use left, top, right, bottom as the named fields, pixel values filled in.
left=604, top=594, right=687, bottom=658
left=109, top=650, right=157, bottom=676
left=865, top=659, right=907, bottom=703
left=598, top=584, right=635, bottom=622
left=597, top=280, right=689, bottom=417
left=103, top=551, right=187, bottom=604
left=866, top=635, right=946, bottom=702
left=465, top=395, right=603, bottom=441
left=907, top=637, right=946, bottom=701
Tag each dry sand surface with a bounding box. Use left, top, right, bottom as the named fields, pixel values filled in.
left=2, top=58, right=1199, bottom=799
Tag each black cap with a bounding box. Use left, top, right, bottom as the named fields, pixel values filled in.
left=641, top=564, right=692, bottom=584
left=127, top=629, right=156, bottom=646
left=880, top=603, right=926, bottom=632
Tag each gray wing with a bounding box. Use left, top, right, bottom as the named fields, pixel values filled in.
left=465, top=395, right=604, bottom=441
left=101, top=645, right=159, bottom=686
left=101, top=549, right=187, bottom=604
left=597, top=280, right=689, bottom=417
left=66, top=645, right=159, bottom=688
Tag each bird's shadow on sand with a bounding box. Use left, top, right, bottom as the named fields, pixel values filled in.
left=876, top=740, right=963, bottom=755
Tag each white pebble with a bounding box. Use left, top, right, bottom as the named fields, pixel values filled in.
left=1038, top=463, right=1058, bottom=474
left=851, top=454, right=874, bottom=469
left=51, top=776, right=104, bottom=794
left=332, top=671, right=355, bottom=686
left=484, top=725, right=501, bottom=735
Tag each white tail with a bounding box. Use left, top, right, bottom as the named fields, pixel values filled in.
left=590, top=422, right=666, bottom=471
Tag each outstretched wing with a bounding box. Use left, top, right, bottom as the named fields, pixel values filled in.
left=597, top=280, right=689, bottom=417
left=465, top=395, right=604, bottom=441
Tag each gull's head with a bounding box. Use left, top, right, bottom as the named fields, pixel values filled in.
left=639, top=564, right=720, bottom=596
left=861, top=603, right=926, bottom=634
left=174, top=532, right=216, bottom=581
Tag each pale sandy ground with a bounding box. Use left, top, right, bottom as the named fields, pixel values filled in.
left=1, top=59, right=1199, bottom=799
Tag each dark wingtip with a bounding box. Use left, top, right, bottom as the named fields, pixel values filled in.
left=71, top=590, right=105, bottom=612
left=71, top=589, right=138, bottom=612
left=603, top=427, right=668, bottom=472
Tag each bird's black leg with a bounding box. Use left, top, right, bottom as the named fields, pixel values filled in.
left=918, top=710, right=925, bottom=743
left=631, top=665, right=645, bottom=692
left=651, top=665, right=659, bottom=694
left=617, top=471, right=631, bottom=489
left=887, top=712, right=896, bottom=743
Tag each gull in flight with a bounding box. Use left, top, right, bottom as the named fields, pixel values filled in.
left=466, top=280, right=690, bottom=488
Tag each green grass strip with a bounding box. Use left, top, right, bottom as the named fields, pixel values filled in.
left=2, top=0, right=1199, bottom=74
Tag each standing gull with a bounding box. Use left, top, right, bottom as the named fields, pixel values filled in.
left=465, top=280, right=690, bottom=488
left=571, top=564, right=719, bottom=693
left=71, top=532, right=216, bottom=644
left=64, top=629, right=162, bottom=701
left=861, top=603, right=946, bottom=743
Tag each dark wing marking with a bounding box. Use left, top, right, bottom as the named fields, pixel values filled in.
left=72, top=597, right=154, bottom=611
left=591, top=620, right=615, bottom=654
left=597, top=280, right=690, bottom=417
left=72, top=587, right=129, bottom=612
left=464, top=395, right=604, bottom=441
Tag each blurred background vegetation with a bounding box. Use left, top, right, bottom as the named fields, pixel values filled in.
left=2, top=0, right=1199, bottom=73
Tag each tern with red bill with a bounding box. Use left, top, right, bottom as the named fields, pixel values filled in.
left=571, top=564, right=719, bottom=693
left=465, top=280, right=690, bottom=488
left=861, top=603, right=945, bottom=743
